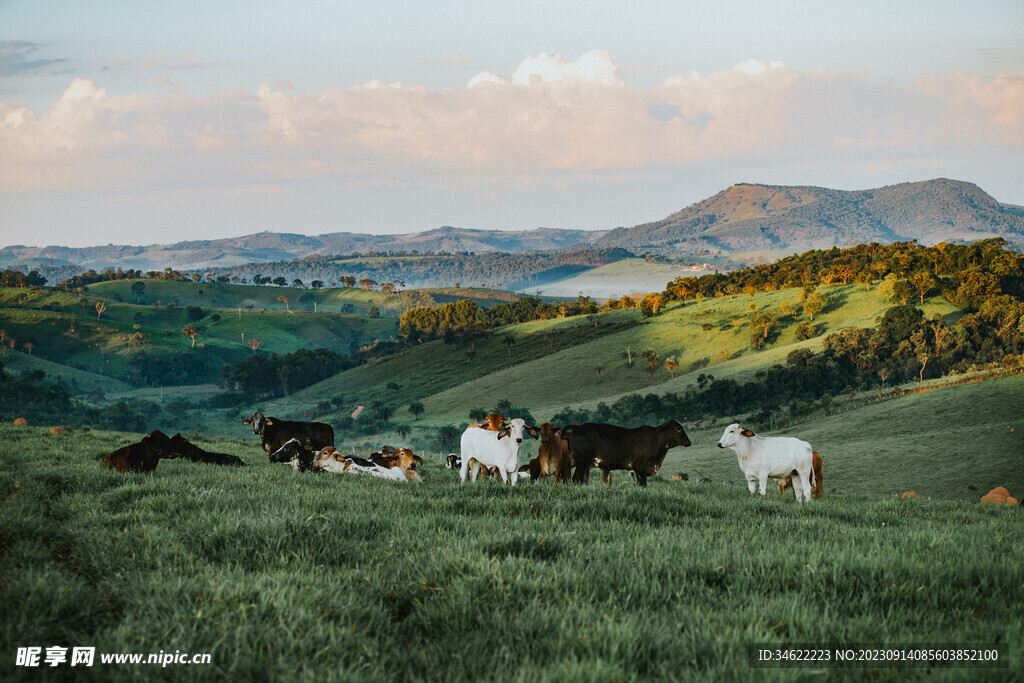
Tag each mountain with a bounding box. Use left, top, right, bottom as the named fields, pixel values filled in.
left=0, top=227, right=604, bottom=273
left=597, top=178, right=1024, bottom=256
left=4, top=178, right=1023, bottom=278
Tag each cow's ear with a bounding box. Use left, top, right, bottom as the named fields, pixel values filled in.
left=264, top=418, right=274, bottom=426
left=526, top=427, right=539, bottom=439
left=740, top=429, right=755, bottom=437
left=242, top=418, right=252, bottom=425
left=497, top=427, right=510, bottom=440
left=413, top=455, right=424, bottom=465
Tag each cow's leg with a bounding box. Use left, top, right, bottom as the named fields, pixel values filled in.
left=504, top=464, right=514, bottom=486
left=600, top=467, right=612, bottom=485
left=758, top=472, right=770, bottom=496
left=470, top=459, right=481, bottom=482
left=746, top=474, right=758, bottom=494
left=797, top=469, right=812, bottom=503
left=635, top=472, right=647, bottom=487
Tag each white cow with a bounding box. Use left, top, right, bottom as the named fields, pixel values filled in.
left=313, top=448, right=422, bottom=483
left=459, top=418, right=534, bottom=485
left=717, top=423, right=815, bottom=502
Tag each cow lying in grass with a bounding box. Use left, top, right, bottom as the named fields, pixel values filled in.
left=267, top=438, right=321, bottom=472
left=101, top=430, right=176, bottom=473
left=717, top=423, right=815, bottom=502
left=314, top=447, right=422, bottom=483
left=169, top=433, right=246, bottom=467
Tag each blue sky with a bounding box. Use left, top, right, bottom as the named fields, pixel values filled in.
left=2, top=1, right=1022, bottom=246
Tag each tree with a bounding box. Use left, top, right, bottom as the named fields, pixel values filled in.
left=502, top=334, right=516, bottom=357
left=246, top=337, right=263, bottom=353
left=183, top=325, right=201, bottom=348
left=292, top=279, right=304, bottom=288
left=593, top=365, right=605, bottom=379
left=310, top=280, right=323, bottom=290
left=130, top=280, right=145, bottom=303
left=408, top=401, right=425, bottom=420
left=95, top=301, right=106, bottom=320
left=701, top=323, right=714, bottom=340
left=642, top=349, right=661, bottom=373
left=911, top=271, right=936, bottom=305
left=277, top=295, right=291, bottom=313
left=469, top=408, right=488, bottom=423
left=22, top=341, right=33, bottom=355
left=665, top=357, right=679, bottom=378
left=273, top=276, right=287, bottom=287
left=369, top=401, right=392, bottom=423
left=802, top=291, right=825, bottom=321
left=751, top=311, right=778, bottom=342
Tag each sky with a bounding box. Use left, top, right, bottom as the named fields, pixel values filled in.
left=1, top=1, right=1022, bottom=247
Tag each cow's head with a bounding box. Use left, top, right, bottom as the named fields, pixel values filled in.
left=445, top=454, right=460, bottom=469
left=661, top=420, right=692, bottom=449
left=394, top=448, right=423, bottom=483
left=717, top=423, right=754, bottom=450
left=497, top=417, right=529, bottom=444
left=269, top=438, right=307, bottom=465
left=144, top=430, right=176, bottom=460
left=539, top=423, right=557, bottom=444
left=244, top=411, right=268, bottom=436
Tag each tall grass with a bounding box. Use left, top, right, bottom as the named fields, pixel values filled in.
left=1, top=425, right=1019, bottom=681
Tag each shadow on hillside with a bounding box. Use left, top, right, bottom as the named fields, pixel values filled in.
left=819, top=289, right=849, bottom=316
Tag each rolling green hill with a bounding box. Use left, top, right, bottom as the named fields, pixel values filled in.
left=293, top=282, right=960, bottom=428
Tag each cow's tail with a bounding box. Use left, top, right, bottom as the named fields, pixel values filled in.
left=811, top=450, right=822, bottom=496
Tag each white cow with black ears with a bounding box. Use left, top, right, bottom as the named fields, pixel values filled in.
left=717, top=423, right=816, bottom=502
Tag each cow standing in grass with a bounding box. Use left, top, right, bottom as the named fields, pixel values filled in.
left=242, top=411, right=334, bottom=454
left=460, top=418, right=536, bottom=485
left=565, top=420, right=691, bottom=487
left=716, top=423, right=815, bottom=502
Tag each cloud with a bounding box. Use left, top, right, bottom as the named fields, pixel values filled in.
left=421, top=56, right=477, bottom=66
left=1, top=52, right=1021, bottom=198
left=0, top=41, right=67, bottom=76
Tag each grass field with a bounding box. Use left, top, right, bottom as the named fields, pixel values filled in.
left=1, top=423, right=1019, bottom=681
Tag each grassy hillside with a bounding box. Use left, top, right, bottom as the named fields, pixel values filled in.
left=87, top=279, right=393, bottom=315
left=1, top=424, right=1019, bottom=681
left=300, top=282, right=959, bottom=429
left=0, top=285, right=398, bottom=386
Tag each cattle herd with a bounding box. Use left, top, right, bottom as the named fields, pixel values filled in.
left=101, top=410, right=824, bottom=500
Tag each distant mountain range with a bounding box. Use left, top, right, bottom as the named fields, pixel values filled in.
left=3, top=179, right=1022, bottom=276
left=595, top=178, right=1024, bottom=256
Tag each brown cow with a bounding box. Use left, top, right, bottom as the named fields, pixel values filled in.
left=371, top=447, right=424, bottom=470
left=776, top=450, right=824, bottom=499
left=101, top=430, right=176, bottom=473
left=536, top=422, right=573, bottom=482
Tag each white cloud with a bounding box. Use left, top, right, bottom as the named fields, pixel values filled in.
left=1, top=53, right=1021, bottom=199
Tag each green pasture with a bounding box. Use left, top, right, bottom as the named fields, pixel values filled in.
left=0, top=424, right=1019, bottom=681
left=298, top=282, right=959, bottom=429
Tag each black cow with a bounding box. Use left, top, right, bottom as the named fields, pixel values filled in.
left=168, top=433, right=246, bottom=467
left=564, top=420, right=691, bottom=487
left=267, top=438, right=321, bottom=472
left=100, top=430, right=175, bottom=473
left=242, top=411, right=334, bottom=454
